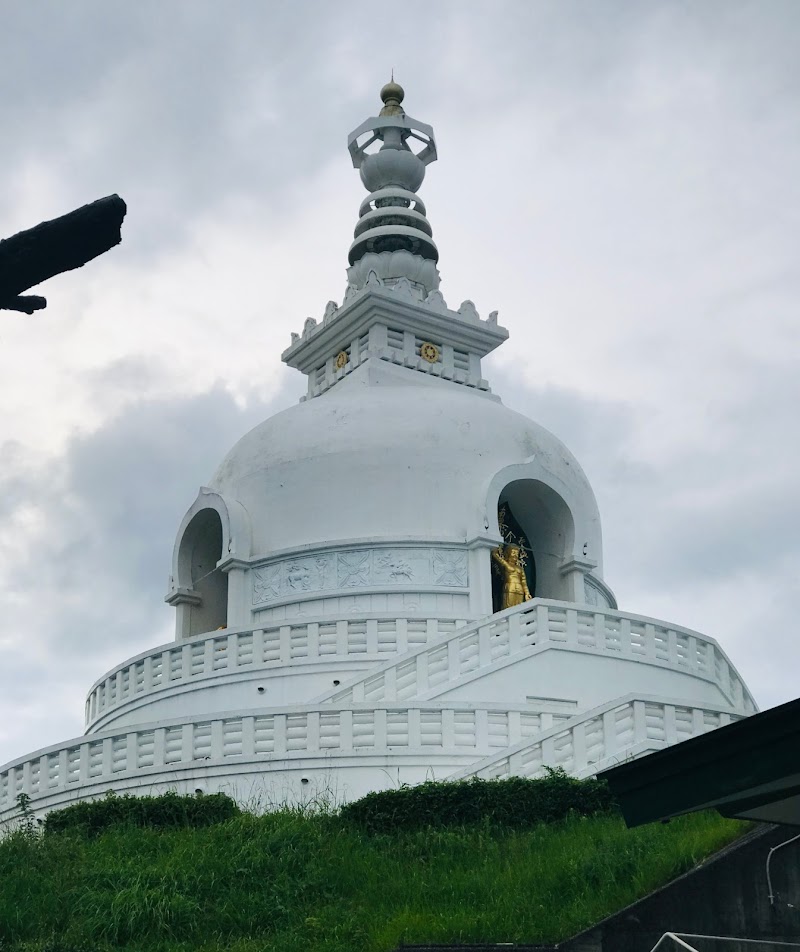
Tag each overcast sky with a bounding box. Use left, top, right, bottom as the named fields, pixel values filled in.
left=1, top=1, right=798, bottom=766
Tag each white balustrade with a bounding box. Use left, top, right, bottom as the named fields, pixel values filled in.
left=1, top=693, right=743, bottom=823
left=320, top=601, right=757, bottom=713
left=85, top=616, right=468, bottom=730
left=84, top=603, right=755, bottom=734
left=0, top=701, right=566, bottom=819
left=454, top=694, right=744, bottom=782
left=14, top=600, right=751, bottom=827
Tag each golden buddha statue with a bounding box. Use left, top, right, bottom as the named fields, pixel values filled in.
left=492, top=543, right=532, bottom=610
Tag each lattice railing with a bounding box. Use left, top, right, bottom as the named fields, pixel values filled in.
left=1, top=701, right=571, bottom=817
left=317, top=601, right=757, bottom=712
left=85, top=602, right=755, bottom=732
left=453, top=694, right=745, bottom=781
left=85, top=616, right=468, bottom=728
left=1, top=694, right=744, bottom=822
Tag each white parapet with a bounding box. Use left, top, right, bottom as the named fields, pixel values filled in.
left=81, top=601, right=755, bottom=739
left=315, top=600, right=756, bottom=713
left=453, top=693, right=744, bottom=781
left=0, top=599, right=756, bottom=829
left=85, top=616, right=469, bottom=732
left=0, top=693, right=743, bottom=826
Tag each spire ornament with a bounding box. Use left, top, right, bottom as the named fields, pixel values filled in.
left=346, top=82, right=441, bottom=295
left=379, top=79, right=405, bottom=116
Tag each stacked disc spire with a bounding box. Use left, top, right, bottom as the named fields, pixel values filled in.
left=346, top=82, right=441, bottom=295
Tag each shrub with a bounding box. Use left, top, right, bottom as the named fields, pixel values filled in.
left=43, top=790, right=239, bottom=837
left=339, top=769, right=617, bottom=833
left=14, top=793, right=40, bottom=840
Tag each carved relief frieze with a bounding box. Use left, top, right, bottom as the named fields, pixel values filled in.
left=432, top=550, right=468, bottom=586
left=337, top=551, right=371, bottom=588
left=252, top=564, right=282, bottom=603
left=375, top=552, right=415, bottom=582
left=252, top=546, right=469, bottom=606
left=584, top=577, right=612, bottom=610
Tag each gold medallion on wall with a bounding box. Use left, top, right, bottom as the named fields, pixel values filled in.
left=419, top=341, right=440, bottom=363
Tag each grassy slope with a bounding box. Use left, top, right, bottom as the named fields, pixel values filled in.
left=0, top=810, right=746, bottom=952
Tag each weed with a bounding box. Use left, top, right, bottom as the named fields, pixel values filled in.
left=0, top=790, right=747, bottom=952
left=14, top=794, right=39, bottom=841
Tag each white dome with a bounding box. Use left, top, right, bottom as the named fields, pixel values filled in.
left=210, top=369, right=604, bottom=575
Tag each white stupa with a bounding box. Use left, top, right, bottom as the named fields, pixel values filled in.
left=0, top=84, right=756, bottom=823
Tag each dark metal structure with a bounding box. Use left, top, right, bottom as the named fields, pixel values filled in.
left=599, top=696, right=800, bottom=827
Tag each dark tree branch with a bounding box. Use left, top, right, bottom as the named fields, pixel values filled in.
left=0, top=194, right=126, bottom=311
left=0, top=295, right=47, bottom=314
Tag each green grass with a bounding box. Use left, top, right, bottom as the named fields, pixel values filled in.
left=0, top=807, right=746, bottom=952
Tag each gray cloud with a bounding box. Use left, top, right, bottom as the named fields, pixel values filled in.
left=499, top=368, right=800, bottom=710
left=0, top=372, right=302, bottom=763
left=0, top=1, right=798, bottom=764
left=519, top=370, right=800, bottom=579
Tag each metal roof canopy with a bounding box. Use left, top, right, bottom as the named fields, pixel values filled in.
left=598, top=696, right=800, bottom=827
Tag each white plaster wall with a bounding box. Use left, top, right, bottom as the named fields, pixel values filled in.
left=255, top=592, right=471, bottom=624
left=87, top=661, right=377, bottom=733
left=0, top=756, right=477, bottom=823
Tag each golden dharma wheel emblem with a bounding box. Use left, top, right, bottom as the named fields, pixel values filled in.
left=334, top=350, right=348, bottom=369
left=420, top=341, right=440, bottom=363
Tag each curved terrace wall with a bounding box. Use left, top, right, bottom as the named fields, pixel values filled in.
left=1, top=693, right=744, bottom=825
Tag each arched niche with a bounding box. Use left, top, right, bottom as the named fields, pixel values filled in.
left=496, top=479, right=575, bottom=602
left=181, top=508, right=227, bottom=636
left=167, top=489, right=251, bottom=639
left=482, top=456, right=604, bottom=613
